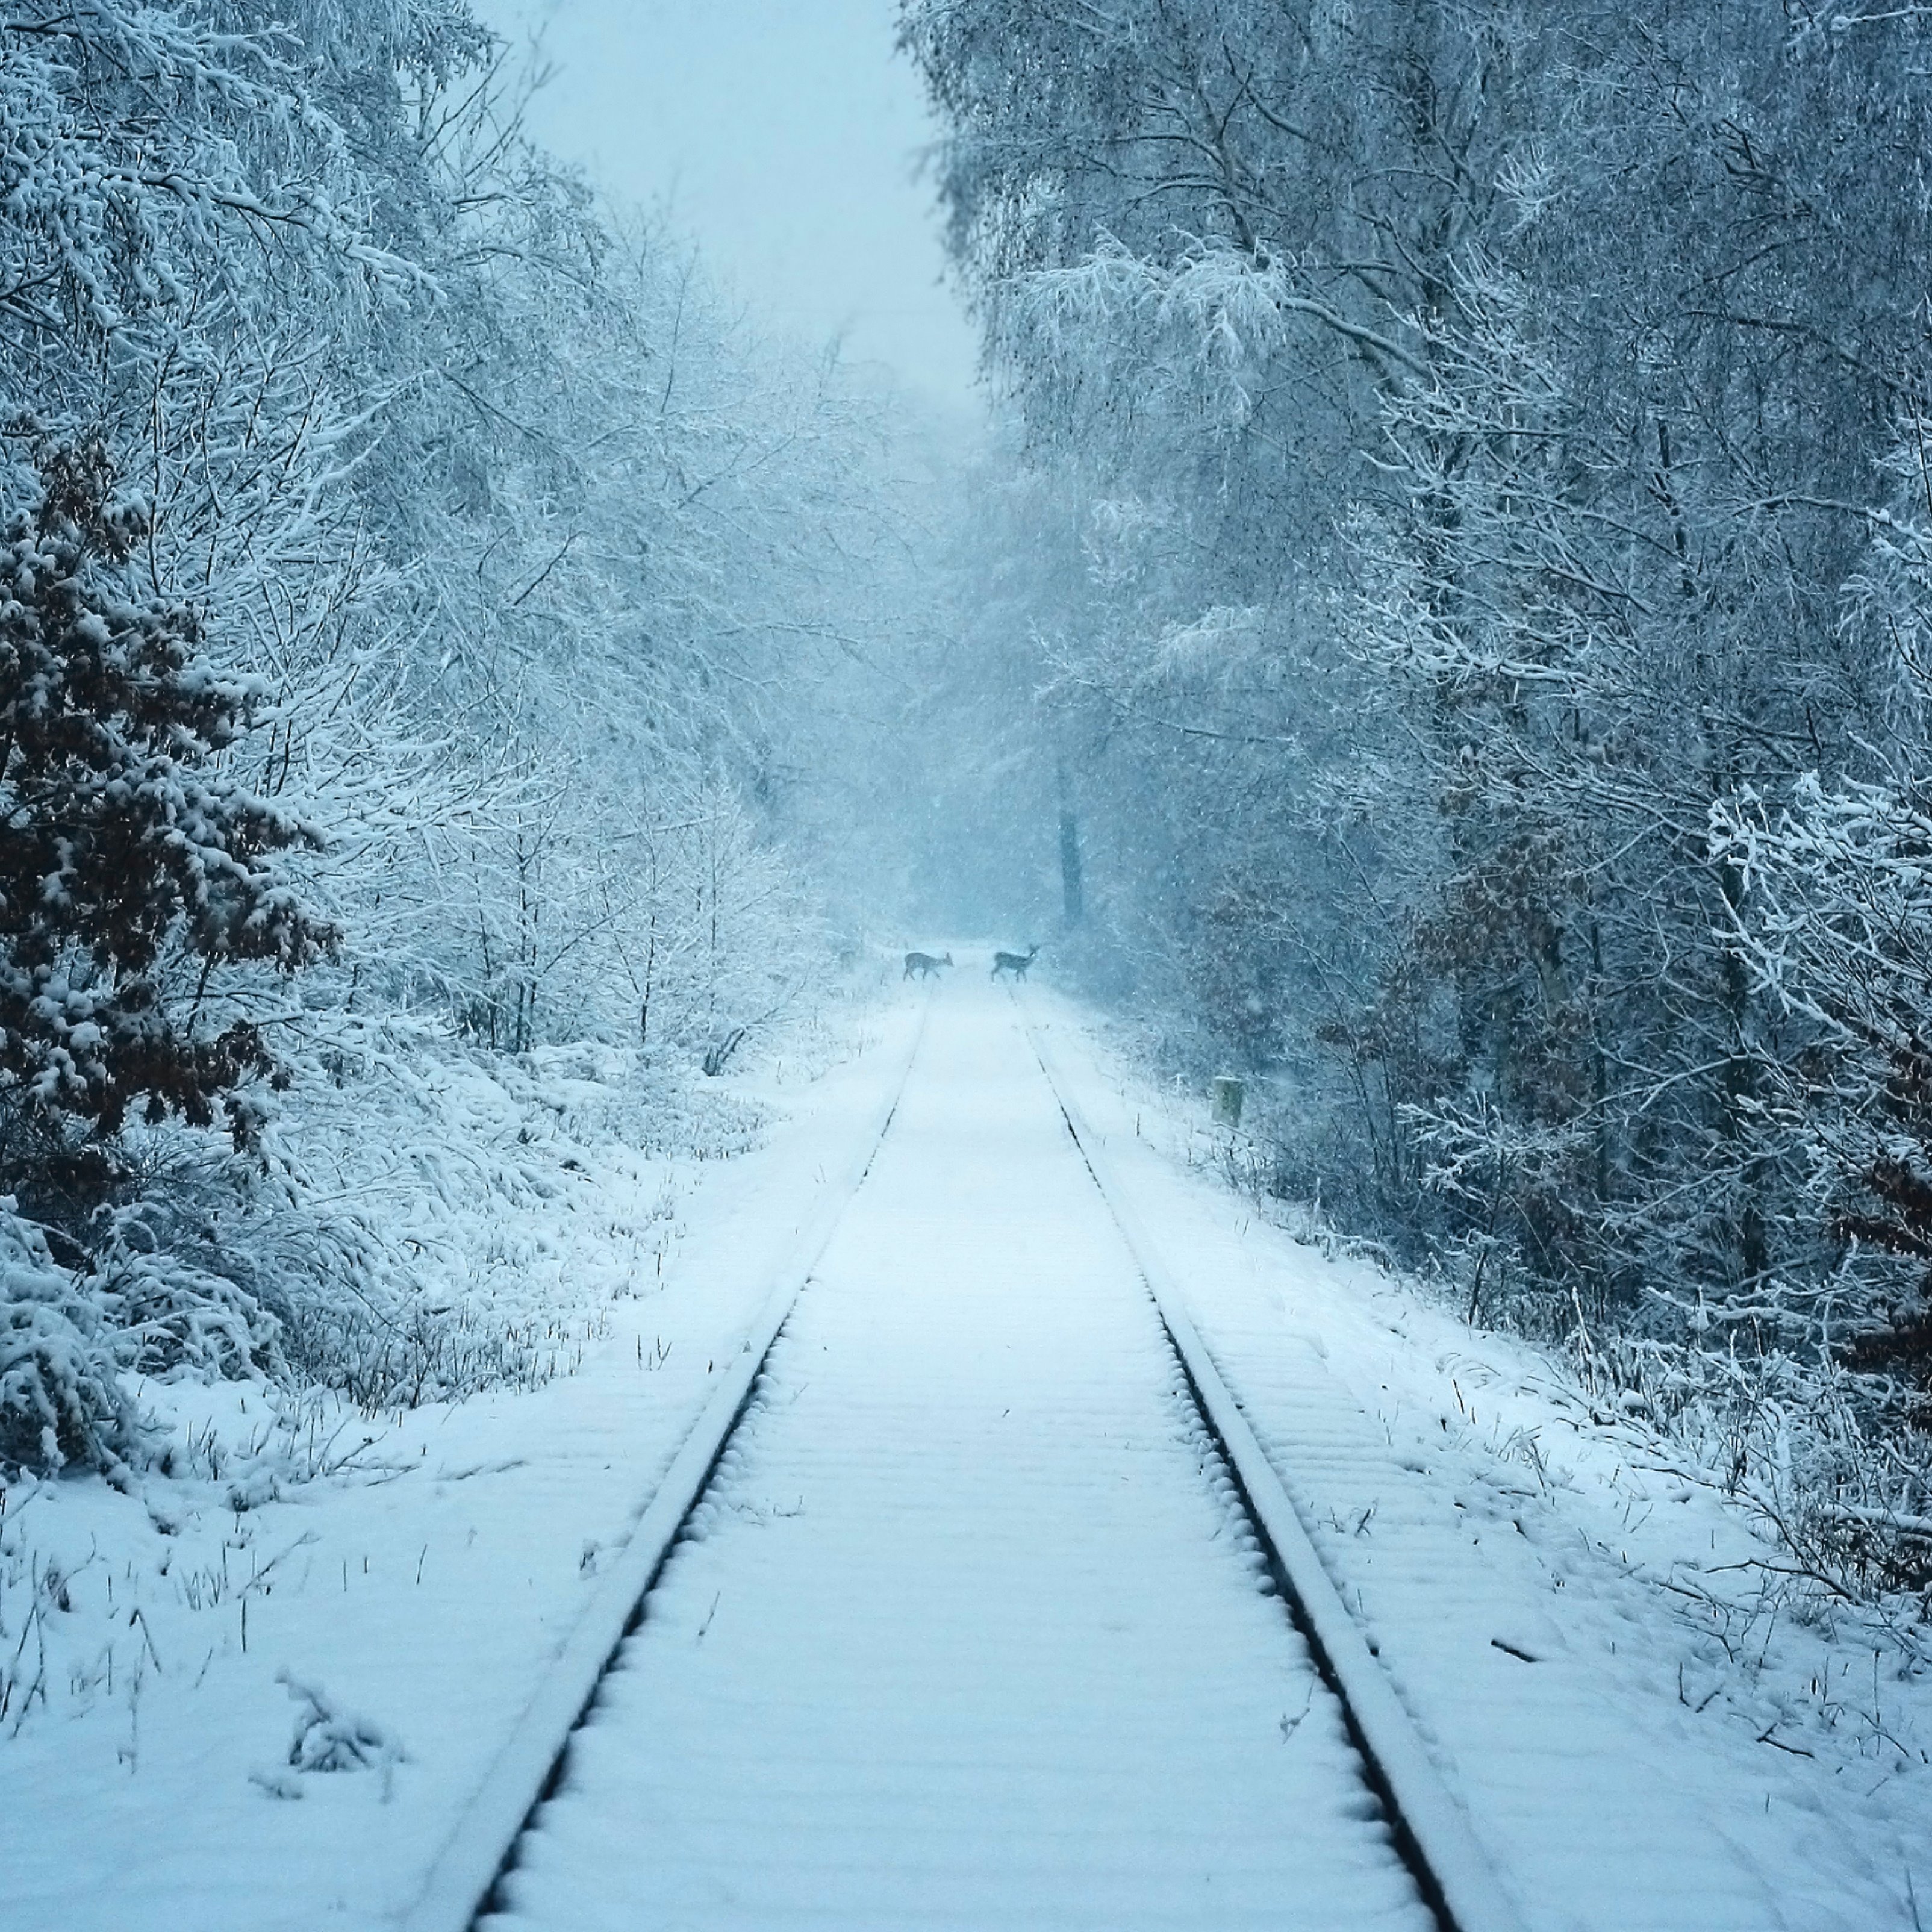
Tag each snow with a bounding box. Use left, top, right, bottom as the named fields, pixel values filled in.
left=1025, top=1003, right=1525, bottom=1932
left=479, top=979, right=1429, bottom=1931
left=1032, top=989, right=1932, bottom=1932
left=399, top=1006, right=926, bottom=1932
left=0, top=999, right=923, bottom=1932
left=3, top=976, right=1928, bottom=1929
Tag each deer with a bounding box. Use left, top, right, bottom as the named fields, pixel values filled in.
left=903, top=950, right=953, bottom=980
left=989, top=944, right=1039, bottom=982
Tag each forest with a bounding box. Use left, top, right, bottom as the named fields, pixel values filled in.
left=2, top=0, right=1931, bottom=1622
left=896, top=0, right=1932, bottom=1603
left=0, top=0, right=930, bottom=1475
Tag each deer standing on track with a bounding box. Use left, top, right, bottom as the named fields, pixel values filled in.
left=903, top=950, right=953, bottom=980
left=990, top=944, right=1039, bottom=982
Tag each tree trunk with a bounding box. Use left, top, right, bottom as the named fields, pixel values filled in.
left=1057, top=758, right=1083, bottom=926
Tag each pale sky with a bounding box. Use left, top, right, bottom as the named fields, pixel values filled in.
left=473, top=0, right=982, bottom=417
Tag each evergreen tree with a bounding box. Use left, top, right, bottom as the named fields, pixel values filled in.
left=0, top=440, right=335, bottom=1198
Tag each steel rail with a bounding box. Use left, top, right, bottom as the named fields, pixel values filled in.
left=394, top=997, right=931, bottom=1932
left=1016, top=997, right=1532, bottom=1932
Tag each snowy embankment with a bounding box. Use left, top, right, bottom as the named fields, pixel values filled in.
left=0, top=997, right=921, bottom=1932
left=1033, top=991, right=1931, bottom=1932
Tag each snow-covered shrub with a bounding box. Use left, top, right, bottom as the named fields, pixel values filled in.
left=210, top=1013, right=760, bottom=1412
left=275, top=1669, right=406, bottom=1799
left=0, top=1209, right=139, bottom=1476
left=89, top=1209, right=282, bottom=1383
left=0, top=442, right=334, bottom=1159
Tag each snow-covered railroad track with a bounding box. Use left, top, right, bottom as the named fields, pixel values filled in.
left=1018, top=1003, right=1527, bottom=1932
left=403, top=985, right=1525, bottom=1932
left=395, top=1001, right=930, bottom=1932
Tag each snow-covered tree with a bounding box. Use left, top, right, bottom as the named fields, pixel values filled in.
left=0, top=4, right=930, bottom=1474
left=909, top=0, right=1932, bottom=1577
left=0, top=440, right=333, bottom=1176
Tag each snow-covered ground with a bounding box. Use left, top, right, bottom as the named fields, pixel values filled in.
left=0, top=996, right=923, bottom=1932
left=1033, top=988, right=1932, bottom=1932
left=482, top=975, right=1429, bottom=1932
left=4, top=975, right=1927, bottom=1930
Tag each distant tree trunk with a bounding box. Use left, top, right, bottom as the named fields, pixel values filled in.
left=1057, top=757, right=1083, bottom=926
